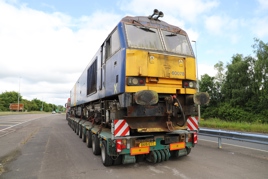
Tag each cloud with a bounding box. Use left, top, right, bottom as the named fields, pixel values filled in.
left=204, top=14, right=243, bottom=45
left=198, top=64, right=217, bottom=79
left=1, top=0, right=261, bottom=107
left=205, top=15, right=240, bottom=35
left=118, top=0, right=219, bottom=22
left=257, top=0, right=268, bottom=10
left=0, top=1, right=120, bottom=105
left=251, top=17, right=268, bottom=38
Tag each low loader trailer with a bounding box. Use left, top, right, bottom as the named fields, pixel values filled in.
left=67, top=115, right=198, bottom=166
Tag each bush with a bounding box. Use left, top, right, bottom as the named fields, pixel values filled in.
left=202, top=103, right=268, bottom=124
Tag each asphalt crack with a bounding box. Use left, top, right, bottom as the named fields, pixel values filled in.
left=0, top=148, right=21, bottom=175
left=0, top=127, right=39, bottom=176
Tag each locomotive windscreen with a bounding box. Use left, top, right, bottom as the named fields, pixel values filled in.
left=124, top=24, right=193, bottom=56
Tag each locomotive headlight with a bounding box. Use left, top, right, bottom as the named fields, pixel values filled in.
left=189, top=82, right=194, bottom=88
left=132, top=78, right=138, bottom=85
left=127, top=77, right=146, bottom=86
left=183, top=80, right=196, bottom=88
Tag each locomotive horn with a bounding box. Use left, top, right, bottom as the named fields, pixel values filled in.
left=154, top=11, right=164, bottom=20
left=149, top=9, right=159, bottom=19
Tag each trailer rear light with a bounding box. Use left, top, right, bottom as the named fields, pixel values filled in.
left=127, top=77, right=146, bottom=86
left=187, top=132, right=197, bottom=144
left=187, top=133, right=192, bottom=142
left=194, top=132, right=198, bottom=144
left=116, top=139, right=127, bottom=153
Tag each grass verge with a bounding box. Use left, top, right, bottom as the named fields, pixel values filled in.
left=0, top=111, right=49, bottom=116
left=200, top=118, right=268, bottom=133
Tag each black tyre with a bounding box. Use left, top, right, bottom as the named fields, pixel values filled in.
left=135, top=155, right=144, bottom=163
left=101, top=140, right=113, bottom=166
left=159, top=150, right=165, bottom=162
left=113, top=155, right=122, bottom=165
left=76, top=124, right=79, bottom=135
left=170, top=150, right=179, bottom=158
left=79, top=125, right=83, bottom=138
left=74, top=123, right=76, bottom=132
left=155, top=150, right=162, bottom=163
left=82, top=129, right=86, bottom=142
left=92, top=134, right=101, bottom=155
left=146, top=151, right=157, bottom=163
left=86, top=131, right=92, bottom=148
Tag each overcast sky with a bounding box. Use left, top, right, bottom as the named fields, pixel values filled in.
left=0, top=0, right=268, bottom=106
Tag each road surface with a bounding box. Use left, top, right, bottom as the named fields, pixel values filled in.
left=0, top=114, right=267, bottom=179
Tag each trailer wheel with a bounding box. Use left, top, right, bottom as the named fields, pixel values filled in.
left=163, top=149, right=170, bottom=161
left=79, top=125, right=83, bottom=138
left=146, top=151, right=157, bottom=163
left=155, top=150, right=162, bottom=163
left=159, top=150, right=165, bottom=162
left=73, top=123, right=76, bottom=132
left=82, top=129, right=86, bottom=142
left=76, top=124, right=79, bottom=135
left=101, top=140, right=113, bottom=166
left=92, top=134, right=101, bottom=155
left=86, top=131, right=92, bottom=148
left=113, top=155, right=122, bottom=165
left=135, top=155, right=144, bottom=163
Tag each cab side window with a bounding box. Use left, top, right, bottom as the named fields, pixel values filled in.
left=87, top=59, right=97, bottom=95
left=105, top=28, right=120, bottom=61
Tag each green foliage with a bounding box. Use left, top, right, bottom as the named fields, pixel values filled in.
left=199, top=74, right=222, bottom=106
left=0, top=91, right=60, bottom=112
left=221, top=54, right=254, bottom=108
left=200, top=38, right=268, bottom=124
left=0, top=91, right=22, bottom=111
left=252, top=38, right=268, bottom=112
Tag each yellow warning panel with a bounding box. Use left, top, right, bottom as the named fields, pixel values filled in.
left=170, top=142, right=185, bottom=151
left=130, top=146, right=150, bottom=155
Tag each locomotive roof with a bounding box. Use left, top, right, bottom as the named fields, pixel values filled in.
left=121, top=16, right=187, bottom=36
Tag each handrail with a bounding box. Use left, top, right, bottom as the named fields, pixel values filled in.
left=198, top=128, right=268, bottom=148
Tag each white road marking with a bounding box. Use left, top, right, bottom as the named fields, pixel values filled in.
left=0, top=129, right=15, bottom=137
left=199, top=138, right=268, bottom=152
left=0, top=116, right=48, bottom=132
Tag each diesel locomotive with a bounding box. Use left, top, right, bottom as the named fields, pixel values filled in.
left=67, top=9, right=209, bottom=166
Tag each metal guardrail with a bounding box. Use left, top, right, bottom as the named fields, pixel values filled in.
left=198, top=128, right=268, bottom=148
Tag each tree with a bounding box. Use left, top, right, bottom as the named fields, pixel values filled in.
left=31, top=98, right=43, bottom=111
left=221, top=54, right=253, bottom=108
left=198, top=38, right=268, bottom=123
left=252, top=38, right=268, bottom=114
left=0, top=91, right=22, bottom=111
left=21, top=99, right=31, bottom=111
left=214, top=61, right=225, bottom=85
left=0, top=91, right=61, bottom=112
left=57, top=105, right=64, bottom=112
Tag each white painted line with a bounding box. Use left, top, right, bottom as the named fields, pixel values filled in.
left=0, top=129, right=15, bottom=137
left=0, top=115, right=48, bottom=132
left=199, top=138, right=268, bottom=153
